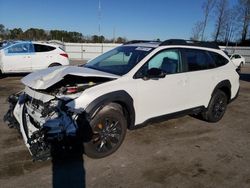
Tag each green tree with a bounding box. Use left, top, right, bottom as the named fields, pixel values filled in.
left=9, top=28, right=23, bottom=39
left=0, top=24, right=5, bottom=34
left=91, top=35, right=99, bottom=43
left=116, top=37, right=126, bottom=43
left=0, top=24, right=5, bottom=39
left=23, top=28, right=47, bottom=40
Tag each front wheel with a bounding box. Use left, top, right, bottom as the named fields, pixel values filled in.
left=202, top=90, right=228, bottom=122
left=84, top=103, right=127, bottom=158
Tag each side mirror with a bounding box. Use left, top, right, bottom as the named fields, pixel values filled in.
left=145, top=68, right=165, bottom=79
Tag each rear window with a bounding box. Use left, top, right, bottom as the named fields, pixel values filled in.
left=34, top=44, right=56, bottom=52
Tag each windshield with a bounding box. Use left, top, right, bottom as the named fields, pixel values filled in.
left=84, top=46, right=154, bottom=76
left=0, top=41, right=17, bottom=50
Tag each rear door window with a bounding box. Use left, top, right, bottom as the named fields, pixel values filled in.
left=183, top=49, right=216, bottom=71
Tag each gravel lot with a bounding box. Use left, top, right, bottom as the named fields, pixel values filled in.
left=0, top=63, right=250, bottom=188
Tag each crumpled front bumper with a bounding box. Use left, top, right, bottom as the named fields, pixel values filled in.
left=4, top=92, right=34, bottom=156
left=4, top=87, right=80, bottom=160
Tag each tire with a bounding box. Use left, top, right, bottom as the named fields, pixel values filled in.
left=202, top=90, right=228, bottom=123
left=49, top=63, right=61, bottom=67
left=84, top=103, right=127, bottom=158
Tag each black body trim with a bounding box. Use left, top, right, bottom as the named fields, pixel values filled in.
left=132, top=106, right=205, bottom=129
left=229, top=87, right=240, bottom=103
left=124, top=40, right=160, bottom=45
left=211, top=80, right=232, bottom=102
left=85, top=90, right=135, bottom=129
left=159, top=39, right=220, bottom=49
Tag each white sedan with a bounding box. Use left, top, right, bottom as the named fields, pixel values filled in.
left=230, top=54, right=245, bottom=69
left=0, top=41, right=69, bottom=74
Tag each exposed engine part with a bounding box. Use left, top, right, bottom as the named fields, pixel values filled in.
left=28, top=129, right=51, bottom=161
left=58, top=82, right=97, bottom=95
left=3, top=91, right=83, bottom=161
left=42, top=112, right=78, bottom=141
left=23, top=95, right=80, bottom=161
left=44, top=75, right=113, bottom=95
left=26, top=111, right=84, bottom=161
left=3, top=93, right=22, bottom=129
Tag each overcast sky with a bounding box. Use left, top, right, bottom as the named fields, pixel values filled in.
left=0, top=0, right=239, bottom=40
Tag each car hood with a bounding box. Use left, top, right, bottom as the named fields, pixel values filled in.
left=21, top=66, right=120, bottom=90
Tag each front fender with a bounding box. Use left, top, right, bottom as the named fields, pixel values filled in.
left=67, top=90, right=135, bottom=128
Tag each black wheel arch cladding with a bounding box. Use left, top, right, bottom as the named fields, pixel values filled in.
left=85, top=90, right=135, bottom=129
left=211, top=80, right=231, bottom=102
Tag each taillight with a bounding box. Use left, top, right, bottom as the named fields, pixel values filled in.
left=60, top=53, right=68, bottom=58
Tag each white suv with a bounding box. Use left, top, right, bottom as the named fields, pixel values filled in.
left=0, top=41, right=69, bottom=75
left=4, top=39, right=239, bottom=160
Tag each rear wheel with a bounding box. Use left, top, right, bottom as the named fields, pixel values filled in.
left=202, top=90, right=228, bottom=122
left=49, top=63, right=61, bottom=67
left=84, top=103, right=127, bottom=158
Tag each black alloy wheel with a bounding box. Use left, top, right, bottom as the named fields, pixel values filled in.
left=202, top=90, right=228, bottom=122
left=84, top=103, right=127, bottom=158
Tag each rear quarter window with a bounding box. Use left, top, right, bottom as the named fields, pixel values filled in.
left=209, top=52, right=229, bottom=67
left=34, top=44, right=56, bottom=52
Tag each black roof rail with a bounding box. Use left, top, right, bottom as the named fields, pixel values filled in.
left=124, top=40, right=160, bottom=45
left=160, top=39, right=220, bottom=49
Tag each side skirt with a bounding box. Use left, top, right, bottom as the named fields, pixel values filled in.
left=130, top=106, right=205, bottom=130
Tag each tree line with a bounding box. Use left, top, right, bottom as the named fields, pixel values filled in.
left=0, top=24, right=127, bottom=43
left=191, top=0, right=250, bottom=46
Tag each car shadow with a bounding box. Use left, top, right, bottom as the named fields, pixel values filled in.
left=51, top=114, right=93, bottom=188
left=51, top=139, right=86, bottom=188
left=239, top=73, right=250, bottom=82
left=0, top=73, right=29, bottom=79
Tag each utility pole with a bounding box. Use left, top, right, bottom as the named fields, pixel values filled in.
left=98, top=0, right=101, bottom=43
left=113, top=27, right=116, bottom=43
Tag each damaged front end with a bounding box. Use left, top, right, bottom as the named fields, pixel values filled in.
left=4, top=93, right=21, bottom=130
left=4, top=88, right=81, bottom=161
left=4, top=65, right=119, bottom=161
left=4, top=75, right=112, bottom=161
